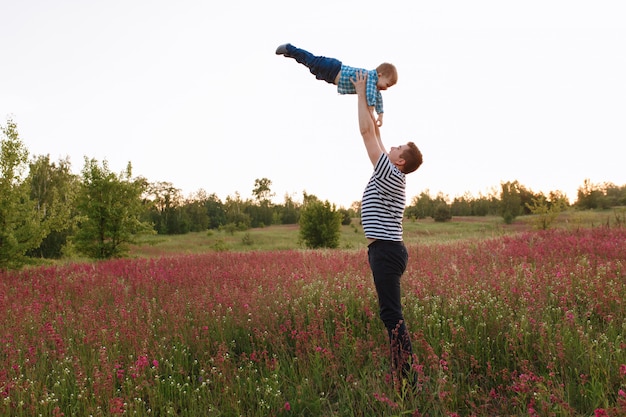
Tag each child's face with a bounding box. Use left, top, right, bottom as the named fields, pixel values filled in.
left=377, top=74, right=395, bottom=91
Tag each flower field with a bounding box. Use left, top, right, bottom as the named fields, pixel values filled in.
left=1, top=227, right=625, bottom=416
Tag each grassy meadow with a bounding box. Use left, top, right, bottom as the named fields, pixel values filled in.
left=1, top=209, right=625, bottom=416
left=129, top=209, right=625, bottom=256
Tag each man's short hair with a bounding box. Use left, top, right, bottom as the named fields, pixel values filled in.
left=401, top=142, right=422, bottom=174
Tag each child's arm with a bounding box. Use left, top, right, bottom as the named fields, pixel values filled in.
left=375, top=91, right=384, bottom=127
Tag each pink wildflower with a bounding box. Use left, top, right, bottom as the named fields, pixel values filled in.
left=373, top=392, right=399, bottom=409
left=109, top=397, right=125, bottom=414
left=114, top=363, right=125, bottom=380
left=284, top=402, right=291, bottom=411
left=135, top=355, right=149, bottom=371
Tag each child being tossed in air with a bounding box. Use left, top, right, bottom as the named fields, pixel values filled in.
left=276, top=43, right=397, bottom=127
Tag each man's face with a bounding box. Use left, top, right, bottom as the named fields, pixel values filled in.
left=389, top=144, right=407, bottom=165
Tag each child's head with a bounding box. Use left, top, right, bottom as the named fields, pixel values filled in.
left=376, top=63, right=398, bottom=90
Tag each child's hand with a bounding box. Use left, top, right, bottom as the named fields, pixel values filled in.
left=376, top=113, right=383, bottom=127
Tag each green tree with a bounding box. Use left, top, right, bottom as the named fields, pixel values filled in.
left=299, top=195, right=341, bottom=248
left=0, top=119, right=46, bottom=268
left=183, top=189, right=210, bottom=232
left=526, top=194, right=566, bottom=230
left=73, top=158, right=152, bottom=259
left=609, top=183, right=626, bottom=206
left=603, top=182, right=626, bottom=207
left=144, top=181, right=184, bottom=234
left=450, top=193, right=473, bottom=216
left=277, top=193, right=300, bottom=224
left=27, top=155, right=80, bottom=258
left=204, top=192, right=227, bottom=229
left=471, top=192, right=496, bottom=216
left=252, top=177, right=274, bottom=203
left=248, top=178, right=274, bottom=227
left=351, top=200, right=361, bottom=218
left=576, top=179, right=604, bottom=210
left=518, top=184, right=539, bottom=215
left=338, top=208, right=353, bottom=225
left=406, top=190, right=434, bottom=219
left=223, top=192, right=251, bottom=231
left=500, top=181, right=522, bottom=224
left=246, top=203, right=273, bottom=228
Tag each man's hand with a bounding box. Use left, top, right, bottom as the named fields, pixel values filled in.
left=350, top=70, right=368, bottom=96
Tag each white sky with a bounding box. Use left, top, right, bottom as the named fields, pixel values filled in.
left=2, top=1, right=625, bottom=207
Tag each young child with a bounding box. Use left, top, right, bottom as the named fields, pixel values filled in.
left=276, top=43, right=397, bottom=127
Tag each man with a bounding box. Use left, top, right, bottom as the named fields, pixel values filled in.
left=351, top=71, right=423, bottom=382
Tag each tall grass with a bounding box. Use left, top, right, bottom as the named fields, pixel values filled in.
left=1, top=226, right=625, bottom=416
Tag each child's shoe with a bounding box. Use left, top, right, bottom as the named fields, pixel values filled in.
left=275, top=43, right=290, bottom=56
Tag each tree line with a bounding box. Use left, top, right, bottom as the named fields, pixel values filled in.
left=2, top=118, right=625, bottom=268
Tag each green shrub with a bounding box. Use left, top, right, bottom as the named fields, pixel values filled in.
left=299, top=200, right=341, bottom=248
left=432, top=203, right=452, bottom=222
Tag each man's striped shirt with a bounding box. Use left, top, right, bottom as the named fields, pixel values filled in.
left=361, top=153, right=405, bottom=241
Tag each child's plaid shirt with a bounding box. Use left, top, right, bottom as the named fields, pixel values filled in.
left=336, top=65, right=384, bottom=115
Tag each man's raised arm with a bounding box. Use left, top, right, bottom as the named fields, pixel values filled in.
left=352, top=71, right=386, bottom=167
